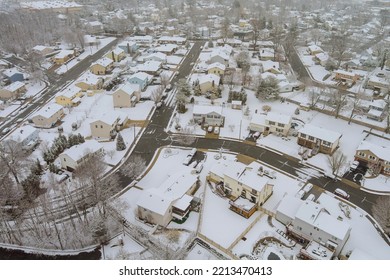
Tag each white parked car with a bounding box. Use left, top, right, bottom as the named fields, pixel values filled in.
left=307, top=194, right=316, bottom=201
left=207, top=126, right=213, bottom=133
left=295, top=190, right=306, bottom=199
left=350, top=161, right=359, bottom=171
left=214, top=127, right=220, bottom=134
left=303, top=183, right=313, bottom=193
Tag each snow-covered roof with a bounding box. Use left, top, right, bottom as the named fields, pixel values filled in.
left=88, top=21, right=102, bottom=27
left=276, top=195, right=303, bottom=221
left=60, top=140, right=102, bottom=162
left=259, top=48, right=274, bottom=57
left=32, top=45, right=54, bottom=52
left=209, top=49, right=229, bottom=61
left=76, top=72, right=102, bottom=86
left=115, top=83, right=139, bottom=95
left=192, top=73, right=220, bottom=86
left=261, top=60, right=280, bottom=72
left=137, top=171, right=197, bottom=216
left=2, top=81, right=25, bottom=92
left=250, top=114, right=267, bottom=126
left=172, top=194, right=193, bottom=211
left=193, top=105, right=223, bottom=115
left=2, top=68, right=23, bottom=78
left=144, top=52, right=167, bottom=61
left=334, top=69, right=358, bottom=77
left=308, top=44, right=323, bottom=53
left=5, top=125, right=38, bottom=143
left=295, top=201, right=351, bottom=241
left=315, top=52, right=329, bottom=62
left=91, top=111, right=126, bottom=126
left=157, top=36, right=186, bottom=43
left=94, top=57, right=113, bottom=67
left=129, top=72, right=153, bottom=82
left=266, top=112, right=292, bottom=125
left=207, top=62, right=226, bottom=71
left=32, top=103, right=63, bottom=119
left=21, top=1, right=83, bottom=10
left=357, top=140, right=390, bottom=162
left=57, top=85, right=80, bottom=98
left=129, top=35, right=153, bottom=43
left=54, top=50, right=74, bottom=59
left=109, top=47, right=125, bottom=56
left=137, top=61, right=161, bottom=72
left=155, top=44, right=178, bottom=53
left=299, top=124, right=342, bottom=143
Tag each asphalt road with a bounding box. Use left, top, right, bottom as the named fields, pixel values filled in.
left=127, top=40, right=379, bottom=216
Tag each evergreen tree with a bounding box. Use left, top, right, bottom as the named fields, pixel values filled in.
left=116, top=133, right=126, bottom=151
left=31, top=159, right=43, bottom=175
left=77, top=133, right=85, bottom=144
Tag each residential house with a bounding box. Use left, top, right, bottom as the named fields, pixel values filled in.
left=155, top=44, right=178, bottom=55
left=208, top=161, right=274, bottom=218
left=334, top=70, right=359, bottom=83
left=55, top=85, right=83, bottom=107
left=157, top=36, right=186, bottom=45
left=259, top=48, right=275, bottom=61
left=3, top=125, right=39, bottom=151
left=118, top=41, right=138, bottom=54
left=2, top=68, right=24, bottom=83
left=75, top=72, right=103, bottom=91
left=354, top=140, right=390, bottom=176
left=31, top=103, right=64, bottom=128
left=298, top=124, right=342, bottom=155
left=231, top=100, right=242, bottom=110
left=113, top=83, right=140, bottom=108
left=278, top=81, right=294, bottom=93
left=308, top=44, right=324, bottom=55
left=208, top=50, right=229, bottom=66
left=59, top=140, right=104, bottom=171
left=207, top=62, right=226, bottom=76
left=137, top=61, right=162, bottom=75
left=366, top=75, right=390, bottom=94
left=90, top=57, right=114, bottom=75
left=249, top=112, right=292, bottom=136
left=0, top=81, right=26, bottom=100
left=137, top=170, right=198, bottom=227
left=87, top=21, right=104, bottom=34
left=192, top=105, right=224, bottom=126
left=143, top=52, right=167, bottom=63
left=90, top=112, right=128, bottom=140
left=32, top=45, right=55, bottom=56
left=217, top=38, right=242, bottom=47
left=129, top=35, right=153, bottom=46
left=53, top=50, right=75, bottom=65
left=192, top=74, right=220, bottom=94
left=261, top=61, right=281, bottom=74
left=366, top=99, right=387, bottom=121
left=105, top=47, right=125, bottom=62
left=276, top=196, right=351, bottom=256
left=314, top=52, right=329, bottom=66
left=128, top=72, right=153, bottom=90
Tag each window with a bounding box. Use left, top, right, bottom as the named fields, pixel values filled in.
left=276, top=128, right=284, bottom=133
left=308, top=136, right=315, bottom=141
left=251, top=189, right=257, bottom=195
left=95, top=125, right=98, bottom=128
left=368, top=155, right=376, bottom=160
left=323, top=141, right=331, bottom=147
left=63, top=158, right=66, bottom=161
left=277, top=123, right=284, bottom=127
left=268, top=121, right=276, bottom=125
left=300, top=133, right=306, bottom=138
left=100, top=125, right=103, bottom=128
left=358, top=151, right=365, bottom=157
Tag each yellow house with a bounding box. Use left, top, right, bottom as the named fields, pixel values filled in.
left=0, top=81, right=26, bottom=100
left=31, top=103, right=65, bottom=128
left=113, top=83, right=140, bottom=108
left=90, top=112, right=128, bottom=140
left=53, top=50, right=75, bottom=65
left=207, top=62, right=226, bottom=76
left=90, top=57, right=114, bottom=75
left=209, top=161, right=274, bottom=218
left=105, top=47, right=126, bottom=62
left=55, top=86, right=83, bottom=107
left=193, top=74, right=221, bottom=93
left=75, top=72, right=104, bottom=91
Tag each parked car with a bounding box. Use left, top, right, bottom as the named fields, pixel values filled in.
left=195, top=163, right=204, bottom=173
left=188, top=148, right=197, bottom=157
left=207, top=126, right=213, bottom=133
left=307, top=194, right=316, bottom=201
left=295, top=190, right=306, bottom=199
left=214, top=127, right=219, bottom=134
left=334, top=188, right=350, bottom=200
left=303, top=183, right=313, bottom=193
left=253, top=131, right=261, bottom=139
left=350, top=160, right=359, bottom=171
left=156, top=102, right=162, bottom=109
left=182, top=156, right=192, bottom=166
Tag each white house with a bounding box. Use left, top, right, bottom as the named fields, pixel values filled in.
left=276, top=196, right=351, bottom=256
left=249, top=112, right=292, bottom=136
left=298, top=124, right=342, bottom=155
left=3, top=125, right=39, bottom=150
left=59, top=140, right=104, bottom=171
left=192, top=105, right=224, bottom=126
left=137, top=170, right=198, bottom=227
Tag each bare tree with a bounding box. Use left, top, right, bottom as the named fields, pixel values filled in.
left=372, top=196, right=390, bottom=236
left=151, top=85, right=164, bottom=104
left=121, top=155, right=147, bottom=179
left=327, top=150, right=347, bottom=176
left=347, top=94, right=364, bottom=124
left=330, top=89, right=347, bottom=118
left=0, top=142, right=30, bottom=185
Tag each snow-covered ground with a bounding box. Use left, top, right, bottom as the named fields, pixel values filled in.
left=55, top=37, right=116, bottom=75
left=114, top=147, right=390, bottom=259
